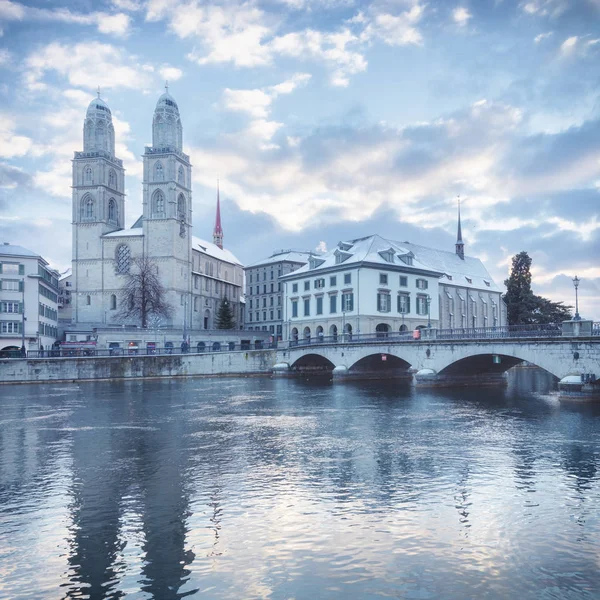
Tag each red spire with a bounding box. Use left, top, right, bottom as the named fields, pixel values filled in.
left=213, top=180, right=223, bottom=249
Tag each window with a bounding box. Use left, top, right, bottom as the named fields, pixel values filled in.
left=314, top=278, right=325, bottom=289
left=416, top=279, right=428, bottom=290
left=108, top=198, right=117, bottom=223
left=108, top=169, right=117, bottom=189
left=249, top=299, right=253, bottom=309
left=1, top=280, right=20, bottom=291
left=304, top=281, right=310, bottom=291
left=400, top=254, right=413, bottom=266
left=330, top=276, right=337, bottom=286
left=377, top=292, right=391, bottom=312
left=278, top=296, right=281, bottom=305
left=194, top=297, right=199, bottom=312
left=84, top=165, right=93, bottom=184
left=399, top=276, right=408, bottom=287
left=277, top=309, right=281, bottom=319
left=344, top=273, right=351, bottom=285
left=416, top=295, right=428, bottom=315
left=263, top=311, right=267, bottom=321
left=86, top=295, right=91, bottom=306
left=263, top=272, right=266, bottom=281
left=153, top=190, right=165, bottom=216
left=248, top=312, right=252, bottom=322
left=82, top=195, right=94, bottom=221
left=292, top=300, right=298, bottom=318
left=255, top=311, right=259, bottom=321
left=270, top=283, right=274, bottom=293
left=155, top=161, right=164, bottom=181
left=270, top=310, right=274, bottom=320
left=278, top=282, right=281, bottom=292
left=263, top=285, right=267, bottom=294
left=256, top=286, right=260, bottom=295
left=177, top=194, right=186, bottom=219
left=1, top=321, right=21, bottom=334
left=484, top=280, right=490, bottom=287
left=263, top=298, right=266, bottom=308
left=110, top=294, right=117, bottom=310
left=1, top=263, right=19, bottom=274
left=194, top=276, right=199, bottom=290
left=270, top=271, right=274, bottom=280
left=330, top=295, right=337, bottom=313
left=342, top=292, right=353, bottom=312
left=292, top=283, right=298, bottom=293
left=316, top=296, right=323, bottom=314
left=303, top=298, right=310, bottom=316
left=466, top=277, right=472, bottom=284
left=115, top=244, right=131, bottom=274
left=270, top=297, right=274, bottom=306
left=178, top=166, right=185, bottom=186
left=249, top=274, right=253, bottom=283
left=398, top=294, right=410, bottom=314
left=379, top=273, right=388, bottom=285
left=1, top=301, right=20, bottom=313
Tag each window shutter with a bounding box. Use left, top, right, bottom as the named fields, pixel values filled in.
left=19, top=302, right=23, bottom=314
left=19, top=264, right=25, bottom=275
left=19, top=280, right=24, bottom=292
left=0, top=263, right=3, bottom=274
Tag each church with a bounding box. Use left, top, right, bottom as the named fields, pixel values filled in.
left=70, top=88, right=244, bottom=332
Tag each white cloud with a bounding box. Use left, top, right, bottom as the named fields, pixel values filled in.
left=25, top=41, right=154, bottom=91
left=223, top=88, right=273, bottom=119
left=111, top=0, right=143, bottom=10
left=534, top=31, right=553, bottom=43
left=315, top=240, right=328, bottom=253
left=452, top=7, right=472, bottom=26
left=0, top=48, right=10, bottom=65
left=0, top=1, right=131, bottom=37
left=560, top=35, right=578, bottom=55
left=159, top=65, right=183, bottom=82
left=0, top=114, right=33, bottom=158
left=362, top=4, right=425, bottom=47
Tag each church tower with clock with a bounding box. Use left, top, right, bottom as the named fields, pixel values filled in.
left=141, top=85, right=193, bottom=325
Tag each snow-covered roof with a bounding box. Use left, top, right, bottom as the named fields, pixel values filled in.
left=0, top=243, right=42, bottom=259
left=281, top=235, right=440, bottom=278
left=281, top=234, right=500, bottom=293
left=59, top=267, right=72, bottom=281
left=402, top=241, right=501, bottom=292
left=245, top=250, right=313, bottom=269
left=103, top=228, right=144, bottom=238
left=192, top=236, right=241, bottom=266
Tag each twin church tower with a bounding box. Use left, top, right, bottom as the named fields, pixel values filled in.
left=71, top=87, right=224, bottom=327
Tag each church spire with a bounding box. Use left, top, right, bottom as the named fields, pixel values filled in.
left=213, top=181, right=223, bottom=249
left=455, top=195, right=465, bottom=260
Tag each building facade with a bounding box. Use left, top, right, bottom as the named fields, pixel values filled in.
left=281, top=233, right=505, bottom=341
left=0, top=243, right=59, bottom=355
left=70, top=88, right=243, bottom=334
left=244, top=250, right=312, bottom=338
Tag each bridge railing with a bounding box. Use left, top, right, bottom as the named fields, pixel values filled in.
left=287, top=323, right=571, bottom=348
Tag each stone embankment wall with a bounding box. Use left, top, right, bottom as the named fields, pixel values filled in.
left=0, top=350, right=277, bottom=384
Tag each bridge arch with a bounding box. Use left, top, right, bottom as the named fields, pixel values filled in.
left=349, top=353, right=412, bottom=378
left=437, top=352, right=559, bottom=380
left=290, top=353, right=335, bottom=375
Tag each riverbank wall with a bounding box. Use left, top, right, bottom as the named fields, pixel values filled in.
left=0, top=350, right=277, bottom=384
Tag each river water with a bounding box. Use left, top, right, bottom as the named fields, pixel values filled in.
left=1, top=369, right=599, bottom=599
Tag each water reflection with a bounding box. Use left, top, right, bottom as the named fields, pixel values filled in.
left=0, top=369, right=599, bottom=599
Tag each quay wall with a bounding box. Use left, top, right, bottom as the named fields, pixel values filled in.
left=0, top=350, right=278, bottom=384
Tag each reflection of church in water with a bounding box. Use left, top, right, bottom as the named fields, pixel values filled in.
left=71, top=86, right=244, bottom=331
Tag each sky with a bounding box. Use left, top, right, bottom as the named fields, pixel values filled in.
left=0, top=0, right=599, bottom=318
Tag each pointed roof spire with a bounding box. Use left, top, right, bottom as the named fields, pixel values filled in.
left=213, top=180, right=224, bottom=249
left=455, top=195, right=465, bottom=260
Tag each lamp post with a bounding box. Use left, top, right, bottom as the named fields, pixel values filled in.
left=572, top=276, right=581, bottom=321
left=427, top=295, right=431, bottom=329
left=342, top=308, right=346, bottom=342
left=21, top=277, right=26, bottom=355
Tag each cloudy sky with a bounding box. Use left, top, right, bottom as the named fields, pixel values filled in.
left=0, top=0, right=599, bottom=317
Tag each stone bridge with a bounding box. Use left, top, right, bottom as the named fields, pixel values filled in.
left=274, top=335, right=600, bottom=398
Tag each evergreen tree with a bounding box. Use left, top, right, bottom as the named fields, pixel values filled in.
left=503, top=251, right=572, bottom=325
left=216, top=297, right=236, bottom=329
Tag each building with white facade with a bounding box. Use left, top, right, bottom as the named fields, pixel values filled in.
left=281, top=229, right=505, bottom=342
left=69, top=88, right=244, bottom=337
left=244, top=250, right=312, bottom=338
left=0, top=243, right=59, bottom=355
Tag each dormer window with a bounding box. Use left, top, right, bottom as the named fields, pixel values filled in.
left=399, top=252, right=414, bottom=266
left=309, top=256, right=325, bottom=269
left=337, top=241, right=353, bottom=251
left=465, top=277, right=472, bottom=284
left=484, top=280, right=490, bottom=287
left=378, top=248, right=395, bottom=263
left=334, top=249, right=351, bottom=264
left=445, top=273, right=453, bottom=281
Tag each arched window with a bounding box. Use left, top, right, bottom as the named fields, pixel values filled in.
left=153, top=190, right=165, bottom=216
left=155, top=161, right=164, bottom=181
left=108, top=169, right=116, bottom=189
left=86, top=295, right=91, bottom=305
left=82, top=194, right=94, bottom=221
left=108, top=198, right=117, bottom=223
left=84, top=165, right=93, bottom=184
left=178, top=166, right=185, bottom=186
left=177, top=194, right=186, bottom=218
left=110, top=294, right=117, bottom=310
left=115, top=244, right=131, bottom=274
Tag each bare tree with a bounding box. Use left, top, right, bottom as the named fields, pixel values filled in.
left=117, top=256, right=172, bottom=328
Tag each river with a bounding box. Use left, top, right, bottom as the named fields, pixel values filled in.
left=1, top=369, right=599, bottom=599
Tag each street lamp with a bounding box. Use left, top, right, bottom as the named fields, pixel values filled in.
left=572, top=276, right=581, bottom=321
left=427, top=295, right=431, bottom=329
left=21, top=277, right=26, bottom=355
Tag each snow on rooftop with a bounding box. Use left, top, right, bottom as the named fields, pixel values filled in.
left=0, top=243, right=42, bottom=259
left=192, top=236, right=241, bottom=266
left=103, top=228, right=144, bottom=238
left=245, top=250, right=313, bottom=268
